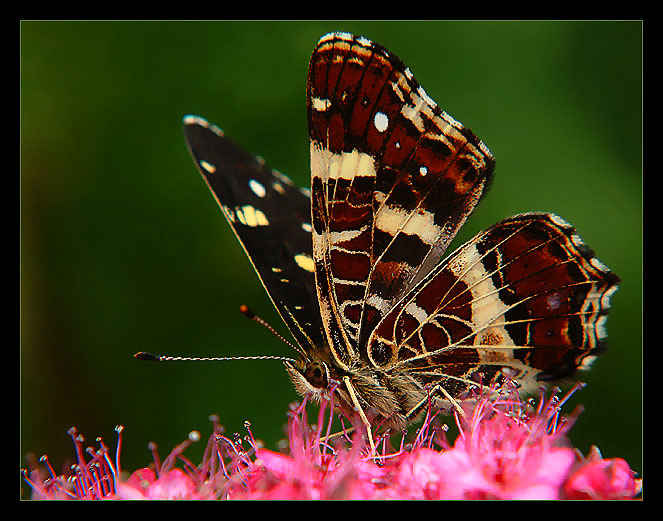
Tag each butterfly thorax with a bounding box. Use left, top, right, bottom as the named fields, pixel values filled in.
left=284, top=353, right=430, bottom=432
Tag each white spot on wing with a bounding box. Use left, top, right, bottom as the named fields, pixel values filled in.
left=311, top=97, right=332, bottom=111
left=374, top=111, right=389, bottom=133
left=590, top=257, right=609, bottom=273
left=183, top=115, right=208, bottom=127
left=249, top=179, right=266, bottom=198
left=571, top=234, right=585, bottom=248
left=272, top=169, right=293, bottom=186
left=357, top=36, right=372, bottom=47
left=417, top=86, right=436, bottom=109
left=375, top=205, right=441, bottom=245
left=311, top=144, right=377, bottom=182
left=366, top=294, right=390, bottom=313
left=579, top=354, right=599, bottom=370
left=330, top=227, right=366, bottom=245
left=405, top=301, right=428, bottom=323
left=600, top=284, right=618, bottom=308
left=550, top=213, right=572, bottom=229
left=184, top=115, right=224, bottom=137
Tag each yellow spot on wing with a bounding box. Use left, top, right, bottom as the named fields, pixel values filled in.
left=236, top=205, right=269, bottom=227
left=294, top=253, right=315, bottom=273
left=200, top=160, right=216, bottom=174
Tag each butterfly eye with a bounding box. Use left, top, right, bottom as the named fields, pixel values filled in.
left=304, top=361, right=328, bottom=388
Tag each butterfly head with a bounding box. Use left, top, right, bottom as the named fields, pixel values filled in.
left=283, top=358, right=336, bottom=402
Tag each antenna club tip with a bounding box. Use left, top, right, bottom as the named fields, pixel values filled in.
left=134, top=351, right=161, bottom=362
left=239, top=304, right=255, bottom=319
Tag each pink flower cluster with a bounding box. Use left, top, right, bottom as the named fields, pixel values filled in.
left=22, top=384, right=641, bottom=500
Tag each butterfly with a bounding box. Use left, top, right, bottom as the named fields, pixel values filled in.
left=181, top=32, right=619, bottom=446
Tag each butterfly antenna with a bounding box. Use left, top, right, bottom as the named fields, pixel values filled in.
left=134, top=305, right=304, bottom=364
left=239, top=304, right=305, bottom=357
left=134, top=352, right=297, bottom=363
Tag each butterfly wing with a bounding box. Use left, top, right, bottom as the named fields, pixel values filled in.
left=306, top=33, right=495, bottom=367
left=183, top=116, right=325, bottom=353
left=367, top=212, right=620, bottom=398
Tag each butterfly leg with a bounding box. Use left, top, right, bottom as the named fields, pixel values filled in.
left=320, top=425, right=356, bottom=444
left=404, top=384, right=467, bottom=424
left=343, top=376, right=377, bottom=454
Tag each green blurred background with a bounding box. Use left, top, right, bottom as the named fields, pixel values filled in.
left=21, top=21, right=642, bottom=483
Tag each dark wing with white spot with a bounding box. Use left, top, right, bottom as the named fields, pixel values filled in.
left=183, top=115, right=324, bottom=353
left=307, top=33, right=495, bottom=364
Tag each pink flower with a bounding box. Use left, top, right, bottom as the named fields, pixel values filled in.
left=426, top=386, right=579, bottom=499
left=563, top=445, right=642, bottom=500
left=22, top=382, right=642, bottom=500
left=117, top=468, right=203, bottom=500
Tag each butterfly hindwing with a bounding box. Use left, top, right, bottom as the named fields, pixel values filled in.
left=183, top=116, right=324, bottom=352
left=307, top=33, right=495, bottom=363
left=367, top=212, right=619, bottom=398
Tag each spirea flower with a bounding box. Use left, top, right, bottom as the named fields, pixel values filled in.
left=22, top=382, right=641, bottom=500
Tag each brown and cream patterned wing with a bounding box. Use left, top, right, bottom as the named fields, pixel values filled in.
left=367, top=212, right=620, bottom=399
left=307, top=32, right=495, bottom=366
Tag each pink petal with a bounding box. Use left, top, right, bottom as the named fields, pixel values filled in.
left=530, top=447, right=577, bottom=489
left=564, top=457, right=641, bottom=499
left=253, top=449, right=298, bottom=480
left=145, top=469, right=202, bottom=500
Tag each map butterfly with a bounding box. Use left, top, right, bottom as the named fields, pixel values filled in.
left=180, top=32, right=619, bottom=445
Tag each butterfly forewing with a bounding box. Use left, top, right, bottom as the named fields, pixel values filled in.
left=307, top=33, right=495, bottom=362
left=183, top=116, right=325, bottom=353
